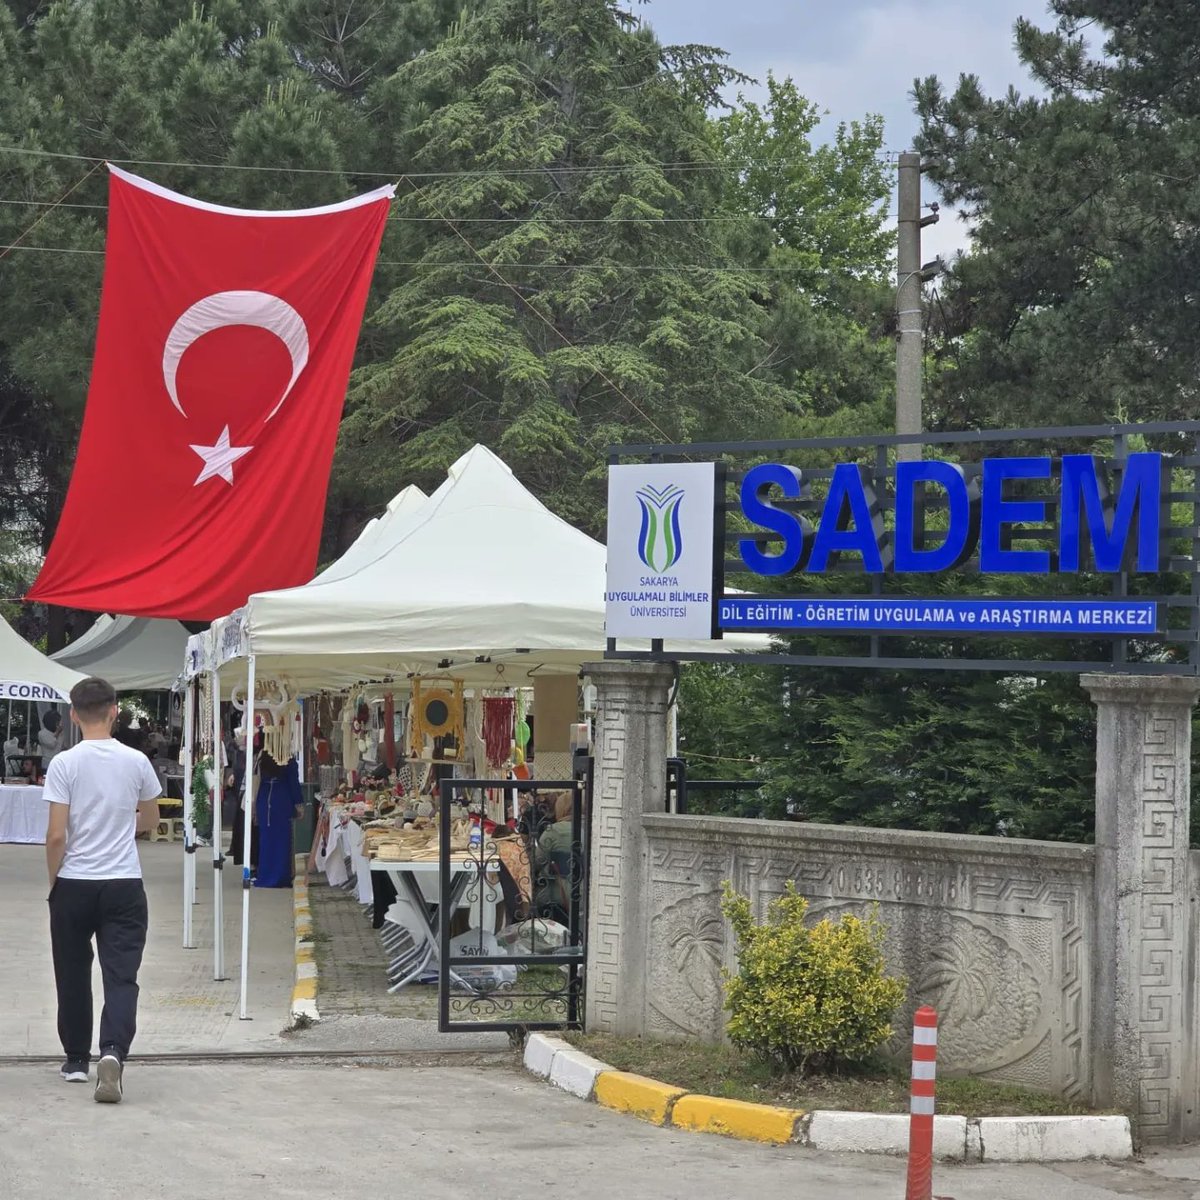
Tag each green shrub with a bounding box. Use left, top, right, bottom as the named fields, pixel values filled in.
left=720, top=881, right=906, bottom=1073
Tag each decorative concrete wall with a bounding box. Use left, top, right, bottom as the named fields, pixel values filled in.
left=584, top=663, right=1200, bottom=1142
left=641, top=814, right=1095, bottom=1099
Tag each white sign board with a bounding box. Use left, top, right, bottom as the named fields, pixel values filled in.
left=605, top=462, right=717, bottom=640
left=0, top=680, right=70, bottom=703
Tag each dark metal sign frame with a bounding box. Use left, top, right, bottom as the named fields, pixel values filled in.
left=438, top=761, right=591, bottom=1035
left=606, top=421, right=1200, bottom=675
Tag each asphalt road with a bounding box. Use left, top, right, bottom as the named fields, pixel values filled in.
left=0, top=1059, right=1197, bottom=1200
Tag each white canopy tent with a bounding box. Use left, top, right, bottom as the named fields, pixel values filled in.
left=212, top=444, right=755, bottom=689
left=53, top=613, right=115, bottom=659
left=0, top=616, right=86, bottom=788
left=52, top=615, right=191, bottom=691
left=0, top=615, right=86, bottom=704
left=191, top=444, right=765, bottom=1016
left=311, top=484, right=427, bottom=585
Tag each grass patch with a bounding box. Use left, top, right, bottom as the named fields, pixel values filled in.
left=566, top=1034, right=1107, bottom=1118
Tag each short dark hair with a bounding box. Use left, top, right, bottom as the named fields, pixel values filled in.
left=70, top=677, right=117, bottom=722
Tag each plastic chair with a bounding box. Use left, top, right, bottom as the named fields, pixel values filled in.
left=382, top=896, right=433, bottom=992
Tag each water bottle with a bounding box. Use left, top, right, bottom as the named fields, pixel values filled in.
left=469, top=817, right=482, bottom=854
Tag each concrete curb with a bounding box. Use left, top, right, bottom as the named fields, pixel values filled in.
left=290, top=861, right=319, bottom=1026
left=520, top=1034, right=1133, bottom=1161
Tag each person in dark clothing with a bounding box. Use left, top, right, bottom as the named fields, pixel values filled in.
left=228, top=728, right=258, bottom=871
left=516, top=791, right=555, bottom=841
left=45, top=676, right=161, bottom=1105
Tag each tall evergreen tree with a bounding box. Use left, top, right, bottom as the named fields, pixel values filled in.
left=915, top=0, right=1200, bottom=430
left=341, top=0, right=788, bottom=530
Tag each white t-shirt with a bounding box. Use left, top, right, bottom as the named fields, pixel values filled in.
left=38, top=727, right=62, bottom=764
left=44, top=739, right=162, bottom=880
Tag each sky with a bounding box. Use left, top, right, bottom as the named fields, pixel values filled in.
left=641, top=0, right=1049, bottom=261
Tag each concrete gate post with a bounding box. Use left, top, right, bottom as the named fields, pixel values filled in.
left=1082, top=673, right=1200, bottom=1144
left=582, top=660, right=674, bottom=1035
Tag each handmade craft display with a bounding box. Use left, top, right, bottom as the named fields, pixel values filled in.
left=409, top=678, right=465, bottom=759
left=482, top=694, right=515, bottom=769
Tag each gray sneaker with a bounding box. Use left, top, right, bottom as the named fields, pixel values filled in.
left=94, top=1053, right=123, bottom=1104
left=60, top=1060, right=88, bottom=1083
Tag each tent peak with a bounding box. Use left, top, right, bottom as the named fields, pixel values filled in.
left=447, top=444, right=515, bottom=482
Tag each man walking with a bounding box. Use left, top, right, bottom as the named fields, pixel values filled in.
left=45, top=677, right=161, bottom=1104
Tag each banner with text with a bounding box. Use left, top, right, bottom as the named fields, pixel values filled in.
left=718, top=597, right=1159, bottom=635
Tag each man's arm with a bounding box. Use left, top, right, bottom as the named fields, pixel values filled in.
left=135, top=755, right=163, bottom=834
left=135, top=797, right=161, bottom=834
left=46, top=803, right=68, bottom=886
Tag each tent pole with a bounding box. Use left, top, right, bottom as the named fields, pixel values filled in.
left=238, top=653, right=256, bottom=1020
left=181, top=678, right=196, bottom=948
left=212, top=665, right=226, bottom=980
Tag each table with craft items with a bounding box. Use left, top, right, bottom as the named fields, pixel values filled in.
left=0, top=784, right=48, bottom=844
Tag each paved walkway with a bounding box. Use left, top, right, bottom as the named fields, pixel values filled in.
left=0, top=840, right=294, bottom=1056
left=309, top=876, right=439, bottom=1019
left=0, top=1059, right=1197, bottom=1200
left=300, top=874, right=507, bottom=1051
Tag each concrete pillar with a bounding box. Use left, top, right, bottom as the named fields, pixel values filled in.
left=1082, top=673, right=1200, bottom=1144
left=582, top=660, right=673, bottom=1035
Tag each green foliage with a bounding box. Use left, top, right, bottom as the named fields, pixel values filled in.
left=915, top=0, right=1200, bottom=429
left=345, top=0, right=791, bottom=531
left=721, top=881, right=906, bottom=1073
left=763, top=668, right=1098, bottom=842
left=0, top=0, right=896, bottom=576
left=191, top=755, right=213, bottom=831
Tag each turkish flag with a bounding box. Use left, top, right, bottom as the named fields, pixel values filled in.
left=29, top=165, right=393, bottom=620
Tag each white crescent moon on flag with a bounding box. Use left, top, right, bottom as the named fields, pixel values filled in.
left=162, top=290, right=309, bottom=421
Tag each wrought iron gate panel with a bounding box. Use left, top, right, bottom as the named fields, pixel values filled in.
left=438, top=758, right=591, bottom=1033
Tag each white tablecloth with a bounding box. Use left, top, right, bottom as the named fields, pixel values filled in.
left=0, top=784, right=48, bottom=844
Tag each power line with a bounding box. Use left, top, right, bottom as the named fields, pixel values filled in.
left=0, top=143, right=898, bottom=178
left=0, top=196, right=809, bottom=225
left=0, top=162, right=101, bottom=266
left=0, top=242, right=891, bottom=273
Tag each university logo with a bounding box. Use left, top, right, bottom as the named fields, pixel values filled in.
left=636, top=483, right=685, bottom=573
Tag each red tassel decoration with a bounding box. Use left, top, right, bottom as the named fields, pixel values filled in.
left=482, top=696, right=515, bottom=768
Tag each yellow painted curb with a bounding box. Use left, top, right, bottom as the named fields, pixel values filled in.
left=595, top=1072, right=686, bottom=1125
left=292, top=976, right=317, bottom=1001
left=670, top=1094, right=803, bottom=1144
left=290, top=859, right=319, bottom=1022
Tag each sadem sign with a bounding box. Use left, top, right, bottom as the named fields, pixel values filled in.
left=738, top=454, right=1165, bottom=577
left=604, top=424, right=1198, bottom=673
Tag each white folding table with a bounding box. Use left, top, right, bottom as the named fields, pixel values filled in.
left=0, top=784, right=48, bottom=844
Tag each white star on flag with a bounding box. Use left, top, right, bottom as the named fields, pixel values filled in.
left=190, top=425, right=253, bottom=486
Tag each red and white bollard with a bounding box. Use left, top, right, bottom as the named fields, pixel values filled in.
left=905, top=1006, right=938, bottom=1200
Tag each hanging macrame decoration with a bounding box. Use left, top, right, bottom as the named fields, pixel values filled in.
left=482, top=695, right=515, bottom=769
left=383, top=693, right=397, bottom=771
left=352, top=702, right=371, bottom=757
left=260, top=704, right=295, bottom=765
left=410, top=678, right=465, bottom=759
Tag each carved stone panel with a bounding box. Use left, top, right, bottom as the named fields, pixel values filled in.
left=644, top=817, right=1093, bottom=1100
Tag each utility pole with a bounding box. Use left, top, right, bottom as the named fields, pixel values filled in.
left=895, top=152, right=938, bottom=461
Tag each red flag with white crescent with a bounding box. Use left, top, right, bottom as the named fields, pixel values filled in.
left=28, top=165, right=394, bottom=620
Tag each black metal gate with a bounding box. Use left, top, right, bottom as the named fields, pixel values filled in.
left=437, top=758, right=591, bottom=1033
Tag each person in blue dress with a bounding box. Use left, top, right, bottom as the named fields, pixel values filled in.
left=254, top=753, right=302, bottom=888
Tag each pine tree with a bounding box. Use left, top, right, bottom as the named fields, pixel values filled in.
left=341, top=0, right=788, bottom=531
left=915, top=0, right=1200, bottom=429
